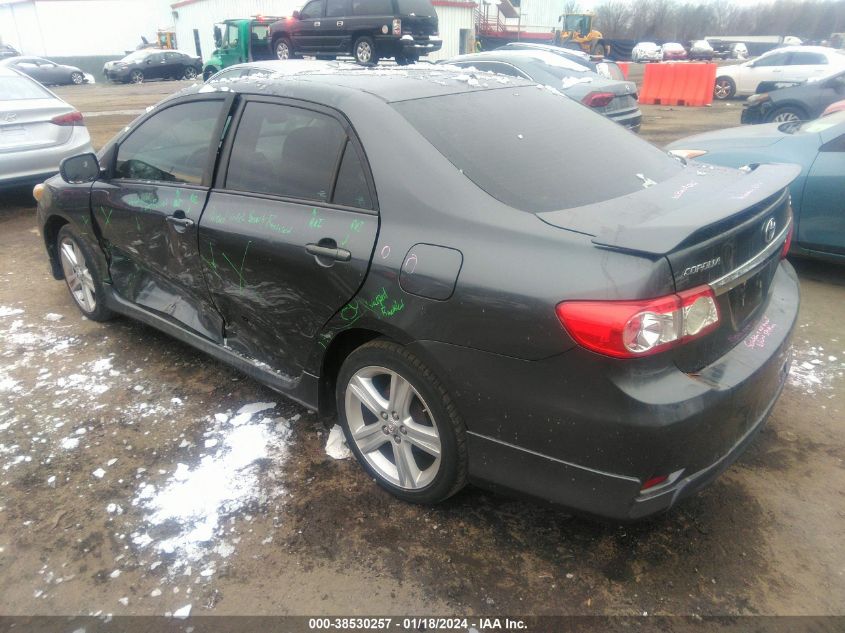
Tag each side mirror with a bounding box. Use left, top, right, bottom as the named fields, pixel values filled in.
left=60, top=153, right=101, bottom=184
left=213, top=25, right=223, bottom=48
left=293, top=10, right=301, bottom=19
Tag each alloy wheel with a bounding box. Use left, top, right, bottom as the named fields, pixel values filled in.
left=356, top=41, right=372, bottom=64
left=184, top=67, right=197, bottom=80
left=714, top=80, right=732, bottom=99
left=59, top=237, right=96, bottom=313
left=71, top=72, right=84, bottom=85
left=772, top=111, right=800, bottom=123
left=345, top=366, right=441, bottom=490
left=276, top=41, right=290, bottom=60
left=130, top=70, right=144, bottom=84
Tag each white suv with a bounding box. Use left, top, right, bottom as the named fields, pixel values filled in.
left=714, top=45, right=845, bottom=99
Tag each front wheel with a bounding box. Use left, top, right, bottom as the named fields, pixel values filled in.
left=129, top=69, right=144, bottom=84
left=353, top=36, right=378, bottom=65
left=714, top=76, right=735, bottom=99
left=767, top=106, right=806, bottom=123
left=70, top=71, right=84, bottom=85
left=337, top=340, right=467, bottom=504
left=183, top=66, right=198, bottom=80
left=57, top=226, right=114, bottom=322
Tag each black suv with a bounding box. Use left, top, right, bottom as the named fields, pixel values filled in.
left=268, top=0, right=441, bottom=65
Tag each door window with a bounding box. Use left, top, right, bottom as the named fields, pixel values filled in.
left=753, top=53, right=789, bottom=67
left=115, top=101, right=225, bottom=185
left=300, top=0, right=323, bottom=19
left=225, top=23, right=240, bottom=47
left=326, top=0, right=350, bottom=17
left=790, top=52, right=827, bottom=65
left=165, top=52, right=182, bottom=62
left=333, top=142, right=373, bottom=209
left=352, top=0, right=393, bottom=15
left=225, top=101, right=348, bottom=203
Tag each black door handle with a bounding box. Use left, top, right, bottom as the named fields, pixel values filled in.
left=166, top=212, right=194, bottom=232
left=306, top=243, right=351, bottom=262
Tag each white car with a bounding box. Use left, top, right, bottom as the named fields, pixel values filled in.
left=632, top=42, right=662, bottom=63
left=0, top=66, right=93, bottom=188
left=714, top=45, right=845, bottom=99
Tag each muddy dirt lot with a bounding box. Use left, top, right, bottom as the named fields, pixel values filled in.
left=0, top=76, right=843, bottom=620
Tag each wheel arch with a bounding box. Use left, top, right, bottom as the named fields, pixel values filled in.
left=43, top=214, right=70, bottom=279
left=767, top=101, right=810, bottom=120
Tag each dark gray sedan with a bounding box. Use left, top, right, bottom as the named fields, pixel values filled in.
left=444, top=49, right=642, bottom=131
left=743, top=69, right=845, bottom=123
left=0, top=56, right=87, bottom=85
left=36, top=66, right=797, bottom=520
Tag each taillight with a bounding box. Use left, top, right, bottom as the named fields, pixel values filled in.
left=640, top=475, right=669, bottom=491
left=51, top=111, right=84, bottom=126
left=392, top=18, right=402, bottom=35
left=556, top=285, right=720, bottom=359
left=581, top=91, right=615, bottom=108
left=781, top=221, right=793, bottom=259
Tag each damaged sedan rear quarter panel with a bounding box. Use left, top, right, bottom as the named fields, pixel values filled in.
left=37, top=67, right=800, bottom=520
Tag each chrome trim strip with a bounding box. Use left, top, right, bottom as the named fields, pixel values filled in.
left=709, top=219, right=791, bottom=296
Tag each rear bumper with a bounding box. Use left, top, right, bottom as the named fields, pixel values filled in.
left=0, top=126, right=92, bottom=187
left=608, top=108, right=642, bottom=132
left=412, top=261, right=799, bottom=520
left=378, top=35, right=442, bottom=56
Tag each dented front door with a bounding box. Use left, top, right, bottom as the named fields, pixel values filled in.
left=90, top=96, right=233, bottom=341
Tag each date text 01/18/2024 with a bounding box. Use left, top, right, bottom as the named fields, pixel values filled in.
left=307, top=617, right=528, bottom=630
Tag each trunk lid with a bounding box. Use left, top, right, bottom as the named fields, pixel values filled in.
left=537, top=162, right=800, bottom=370
left=0, top=99, right=74, bottom=153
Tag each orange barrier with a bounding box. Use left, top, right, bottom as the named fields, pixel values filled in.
left=617, top=61, right=630, bottom=79
left=637, top=63, right=717, bottom=106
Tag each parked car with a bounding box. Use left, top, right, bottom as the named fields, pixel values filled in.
left=714, top=45, right=845, bottom=100
left=688, top=40, right=714, bottom=61
left=103, top=49, right=202, bottom=84
left=631, top=42, right=662, bottom=63
left=0, top=44, right=20, bottom=60
left=667, top=112, right=845, bottom=262
left=444, top=50, right=642, bottom=131
left=498, top=42, right=626, bottom=80
left=661, top=42, right=687, bottom=61
left=822, top=98, right=845, bottom=116
left=268, top=0, right=442, bottom=65
left=205, top=59, right=338, bottom=82
left=36, top=66, right=798, bottom=520
left=0, top=56, right=87, bottom=85
left=742, top=68, right=845, bottom=123
left=0, top=66, right=93, bottom=188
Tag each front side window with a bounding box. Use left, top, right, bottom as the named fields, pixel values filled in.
left=326, top=0, right=350, bottom=17
left=753, top=53, right=789, bottom=67
left=225, top=102, right=348, bottom=203
left=115, top=100, right=224, bottom=184
left=352, top=0, right=393, bottom=16
left=300, top=0, right=323, bottom=19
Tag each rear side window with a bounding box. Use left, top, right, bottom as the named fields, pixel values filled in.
left=0, top=76, right=51, bottom=99
left=790, top=52, right=827, bottom=65
left=394, top=88, right=682, bottom=213
left=115, top=100, right=224, bottom=184
left=352, top=0, right=393, bottom=16
left=333, top=142, right=373, bottom=209
left=225, top=101, right=349, bottom=203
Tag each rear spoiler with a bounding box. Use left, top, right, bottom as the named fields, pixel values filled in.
left=537, top=162, right=801, bottom=256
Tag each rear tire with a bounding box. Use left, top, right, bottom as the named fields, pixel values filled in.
left=714, top=76, right=735, bottom=99
left=183, top=66, right=198, bottom=80
left=56, top=225, right=114, bottom=322
left=336, top=340, right=467, bottom=504
left=70, top=72, right=84, bottom=85
left=353, top=36, right=378, bottom=65
left=274, top=37, right=297, bottom=60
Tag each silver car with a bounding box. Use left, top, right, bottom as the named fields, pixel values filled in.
left=0, top=66, right=93, bottom=188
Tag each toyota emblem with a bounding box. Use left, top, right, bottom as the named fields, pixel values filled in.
left=763, top=217, right=776, bottom=243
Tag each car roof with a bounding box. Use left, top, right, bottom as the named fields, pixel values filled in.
left=450, top=50, right=594, bottom=72
left=502, top=42, right=590, bottom=59
left=186, top=65, right=536, bottom=104
left=764, top=45, right=838, bottom=55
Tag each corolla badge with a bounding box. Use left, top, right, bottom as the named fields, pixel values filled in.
left=763, top=217, right=777, bottom=243
left=682, top=257, right=721, bottom=277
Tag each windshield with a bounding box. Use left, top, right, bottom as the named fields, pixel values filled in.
left=0, top=76, right=52, bottom=100
left=397, top=0, right=434, bottom=16
left=779, top=110, right=845, bottom=134
left=394, top=88, right=682, bottom=213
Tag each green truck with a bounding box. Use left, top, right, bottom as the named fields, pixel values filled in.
left=202, top=16, right=282, bottom=80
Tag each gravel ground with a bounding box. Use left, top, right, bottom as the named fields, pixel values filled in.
left=0, top=74, right=842, bottom=620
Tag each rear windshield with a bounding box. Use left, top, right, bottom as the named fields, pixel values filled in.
left=0, top=76, right=52, bottom=100
left=394, top=87, right=682, bottom=212
left=397, top=0, right=434, bottom=16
